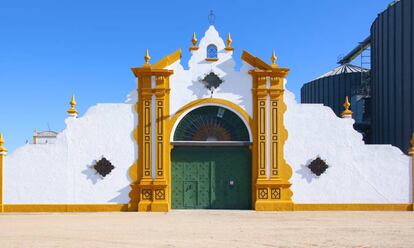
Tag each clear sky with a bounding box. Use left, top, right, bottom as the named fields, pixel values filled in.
left=0, top=0, right=391, bottom=152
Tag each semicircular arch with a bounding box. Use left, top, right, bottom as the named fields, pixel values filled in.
left=169, top=98, right=253, bottom=143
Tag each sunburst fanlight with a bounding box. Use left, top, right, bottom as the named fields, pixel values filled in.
left=174, top=106, right=249, bottom=142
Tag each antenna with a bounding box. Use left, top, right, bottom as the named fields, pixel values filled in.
left=47, top=123, right=51, bottom=131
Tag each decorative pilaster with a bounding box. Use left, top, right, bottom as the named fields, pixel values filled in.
left=247, top=50, right=293, bottom=211
left=0, top=133, right=7, bottom=212
left=408, top=133, right=414, bottom=210
left=151, top=75, right=170, bottom=212
left=254, top=75, right=268, bottom=180
left=131, top=50, right=174, bottom=212
left=269, top=76, right=282, bottom=179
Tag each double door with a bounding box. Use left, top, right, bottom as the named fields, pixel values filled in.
left=171, top=146, right=251, bottom=209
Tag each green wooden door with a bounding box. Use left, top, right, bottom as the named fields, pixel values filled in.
left=171, top=147, right=251, bottom=209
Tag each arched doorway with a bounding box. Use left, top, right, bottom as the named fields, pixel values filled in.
left=171, top=105, right=252, bottom=209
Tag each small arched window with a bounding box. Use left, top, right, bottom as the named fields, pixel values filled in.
left=207, top=44, right=218, bottom=59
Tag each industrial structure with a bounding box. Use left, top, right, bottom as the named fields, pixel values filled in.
left=301, top=0, right=414, bottom=153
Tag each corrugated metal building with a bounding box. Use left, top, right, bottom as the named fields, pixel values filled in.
left=300, top=0, right=414, bottom=153
left=301, top=64, right=371, bottom=141
left=371, top=0, right=414, bottom=152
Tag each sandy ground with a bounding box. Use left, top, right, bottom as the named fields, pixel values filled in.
left=0, top=211, right=414, bottom=248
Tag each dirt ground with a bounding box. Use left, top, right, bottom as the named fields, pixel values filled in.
left=0, top=210, right=414, bottom=248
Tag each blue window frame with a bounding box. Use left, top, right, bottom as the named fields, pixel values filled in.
left=207, top=44, right=218, bottom=59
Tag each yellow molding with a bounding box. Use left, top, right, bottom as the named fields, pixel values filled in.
left=205, top=58, right=219, bottom=62
left=241, top=50, right=272, bottom=70
left=294, top=204, right=412, bottom=211
left=152, top=49, right=182, bottom=69
left=2, top=203, right=411, bottom=212
left=169, top=98, right=253, bottom=136
left=3, top=204, right=129, bottom=212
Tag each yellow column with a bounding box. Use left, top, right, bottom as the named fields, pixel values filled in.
left=137, top=74, right=154, bottom=211
left=268, top=73, right=293, bottom=211
left=252, top=74, right=269, bottom=210
left=0, top=133, right=7, bottom=212
left=151, top=75, right=171, bottom=212
left=269, top=76, right=281, bottom=179
left=408, top=133, right=414, bottom=210
left=255, top=75, right=268, bottom=180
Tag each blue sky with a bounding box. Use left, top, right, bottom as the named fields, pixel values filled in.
left=0, top=0, right=391, bottom=152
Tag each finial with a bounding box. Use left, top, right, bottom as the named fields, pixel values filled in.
left=189, top=32, right=199, bottom=51
left=225, top=33, right=234, bottom=51
left=144, top=49, right=151, bottom=65
left=341, top=96, right=353, bottom=118
left=408, top=133, right=414, bottom=155
left=0, top=132, right=7, bottom=153
left=33, top=129, right=37, bottom=144
left=271, top=50, right=278, bottom=67
left=67, top=95, right=78, bottom=117
left=208, top=10, right=216, bottom=25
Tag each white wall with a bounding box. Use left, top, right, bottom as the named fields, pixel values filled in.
left=284, top=90, right=412, bottom=203
left=125, top=26, right=254, bottom=118
left=4, top=103, right=136, bottom=204
left=4, top=24, right=412, bottom=205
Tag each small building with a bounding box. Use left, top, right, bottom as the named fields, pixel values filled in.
left=33, top=130, right=58, bottom=144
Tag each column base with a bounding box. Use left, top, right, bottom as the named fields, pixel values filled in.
left=138, top=201, right=152, bottom=212
left=151, top=201, right=169, bottom=212
left=255, top=200, right=293, bottom=211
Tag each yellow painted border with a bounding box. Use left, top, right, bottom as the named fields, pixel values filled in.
left=1, top=204, right=412, bottom=212
left=294, top=204, right=412, bottom=211
left=3, top=204, right=129, bottom=212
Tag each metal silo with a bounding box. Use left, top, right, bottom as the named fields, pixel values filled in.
left=301, top=64, right=371, bottom=141
left=371, top=0, right=414, bottom=152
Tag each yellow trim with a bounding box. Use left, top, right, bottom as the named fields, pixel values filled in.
left=152, top=49, right=182, bottom=69
left=169, top=98, right=253, bottom=138
left=408, top=133, right=414, bottom=155
left=1, top=204, right=412, bottom=212
left=0, top=133, right=6, bottom=212
left=294, top=204, right=412, bottom=211
left=248, top=52, right=293, bottom=211
left=3, top=204, right=129, bottom=212
left=242, top=50, right=272, bottom=70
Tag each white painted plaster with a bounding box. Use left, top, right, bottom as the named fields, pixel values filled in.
left=166, top=26, right=254, bottom=118
left=284, top=91, right=411, bottom=203
left=3, top=25, right=412, bottom=205
left=4, top=103, right=136, bottom=204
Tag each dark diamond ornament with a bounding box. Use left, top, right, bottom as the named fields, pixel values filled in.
left=308, top=157, right=329, bottom=176
left=94, top=157, right=115, bottom=177
left=201, top=72, right=223, bottom=97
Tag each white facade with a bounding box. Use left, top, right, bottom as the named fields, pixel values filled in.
left=3, top=25, right=412, bottom=205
